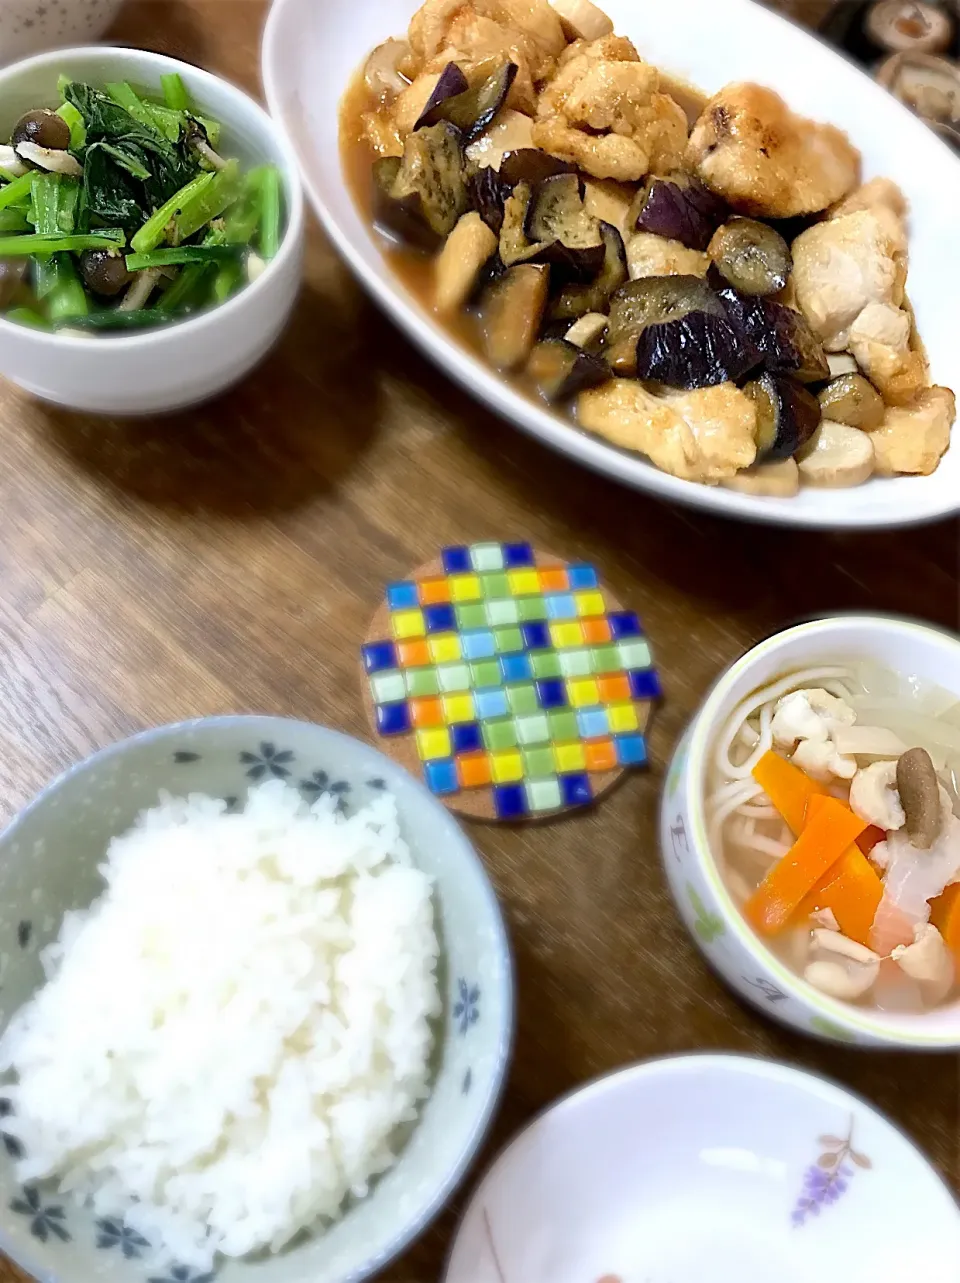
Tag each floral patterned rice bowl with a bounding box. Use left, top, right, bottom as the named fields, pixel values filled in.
left=444, top=1055, right=960, bottom=1283
left=0, top=716, right=514, bottom=1283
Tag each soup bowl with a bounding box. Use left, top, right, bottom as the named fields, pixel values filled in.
left=660, top=615, right=960, bottom=1049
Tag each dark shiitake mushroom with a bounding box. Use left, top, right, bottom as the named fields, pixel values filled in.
left=818, top=373, right=885, bottom=430
left=378, top=123, right=468, bottom=246
left=527, top=339, right=608, bottom=402
left=416, top=61, right=518, bottom=144
left=708, top=218, right=792, bottom=296
left=480, top=263, right=550, bottom=371
left=11, top=108, right=70, bottom=153
left=744, top=372, right=821, bottom=462
left=526, top=174, right=604, bottom=280
left=632, top=172, right=727, bottom=251
left=549, top=222, right=627, bottom=321
left=498, top=149, right=577, bottom=189
left=79, top=249, right=133, bottom=298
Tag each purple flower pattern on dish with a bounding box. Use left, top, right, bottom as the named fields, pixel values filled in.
left=792, top=1116, right=872, bottom=1227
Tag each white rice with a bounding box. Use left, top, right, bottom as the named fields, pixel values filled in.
left=0, top=781, right=440, bottom=1270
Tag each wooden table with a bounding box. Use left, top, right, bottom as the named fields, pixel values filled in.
left=0, top=2, right=957, bottom=1279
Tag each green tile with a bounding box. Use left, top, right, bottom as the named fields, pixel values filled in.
left=371, top=671, right=406, bottom=703
left=404, top=666, right=440, bottom=697
left=530, top=650, right=562, bottom=679
left=494, top=626, right=524, bottom=654
left=471, top=542, right=505, bottom=573
left=522, top=745, right=556, bottom=777
left=482, top=718, right=518, bottom=751
left=455, top=602, right=487, bottom=630
left=437, top=663, right=471, bottom=693
left=516, top=596, right=547, bottom=622
left=526, top=777, right=562, bottom=813
left=619, top=639, right=653, bottom=669
left=480, top=571, right=510, bottom=599
left=593, top=644, right=621, bottom=675
left=470, top=659, right=501, bottom=689
left=548, top=709, right=578, bottom=741
left=515, top=713, right=550, bottom=746
left=558, top=648, right=594, bottom=678
left=486, top=597, right=520, bottom=627
left=507, top=683, right=538, bottom=715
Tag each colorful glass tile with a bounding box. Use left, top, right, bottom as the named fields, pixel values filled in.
left=548, top=709, right=578, bottom=741
left=437, top=663, right=471, bottom=693
left=522, top=746, right=555, bottom=778
left=554, top=741, right=587, bottom=773
left=535, top=677, right=567, bottom=709
left=470, top=659, right=501, bottom=689
left=490, top=748, right=524, bottom=783
left=550, top=621, right=584, bottom=649
left=507, top=683, right=539, bottom=715
left=500, top=653, right=533, bottom=684
left=530, top=650, right=562, bottom=679
left=442, top=546, right=471, bottom=574
left=475, top=688, right=510, bottom=720
left=584, top=738, right=617, bottom=773
left=457, top=751, right=492, bottom=789
left=494, top=626, right=524, bottom=654
left=582, top=617, right=612, bottom=645
left=515, top=713, right=550, bottom=746
left=455, top=602, right=487, bottom=630
left=429, top=634, right=463, bottom=665
left=396, top=639, right=431, bottom=669
left=410, top=697, right=444, bottom=729
left=449, top=574, right=482, bottom=603
left=575, top=591, right=606, bottom=618
left=628, top=668, right=662, bottom=700
left=451, top=722, right=483, bottom=754
left=619, top=639, right=653, bottom=670
left=371, top=671, right=406, bottom=704
left=480, top=572, right=510, bottom=599
left=615, top=733, right=647, bottom=766
left=362, top=641, right=397, bottom=675
left=386, top=581, right=419, bottom=611
left=461, top=629, right=497, bottom=661
left=526, top=777, right=562, bottom=813
left=503, top=542, right=535, bottom=568
left=494, top=782, right=528, bottom=819
left=558, top=648, right=594, bottom=678
left=607, top=702, right=640, bottom=734
left=405, top=666, right=440, bottom=697
left=521, top=620, right=550, bottom=650
left=538, top=566, right=569, bottom=593
left=486, top=598, right=520, bottom=627
left=416, top=727, right=452, bottom=760
left=418, top=577, right=451, bottom=606
left=516, top=596, right=548, bottom=622
left=577, top=707, right=609, bottom=739
left=425, top=759, right=458, bottom=795
left=545, top=593, right=578, bottom=621
left=561, top=772, right=593, bottom=807
left=567, top=677, right=601, bottom=709
left=609, top=611, right=643, bottom=640
left=423, top=603, right=457, bottom=634
left=507, top=568, right=540, bottom=597
left=483, top=718, right=518, bottom=751
left=470, top=542, right=506, bottom=572
left=567, top=563, right=599, bottom=590
left=377, top=702, right=410, bottom=736
left=593, top=645, right=622, bottom=675
left=598, top=673, right=631, bottom=704
left=442, top=693, right=475, bottom=724
left=392, top=608, right=426, bottom=640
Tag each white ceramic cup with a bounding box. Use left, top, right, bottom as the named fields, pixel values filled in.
left=660, top=615, right=960, bottom=1049
left=0, top=48, right=304, bottom=414
left=0, top=0, right=124, bottom=67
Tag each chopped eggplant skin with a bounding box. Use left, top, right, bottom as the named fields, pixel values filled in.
left=744, top=372, right=821, bottom=462
left=632, top=172, right=726, bottom=251
left=481, top=263, right=550, bottom=371
left=708, top=218, right=792, bottom=296
left=713, top=275, right=827, bottom=383
left=390, top=122, right=469, bottom=241
left=469, top=165, right=510, bottom=235
left=498, top=149, right=577, bottom=189
left=417, top=62, right=518, bottom=144
left=373, top=154, right=441, bottom=250
left=414, top=62, right=469, bottom=131
left=527, top=339, right=608, bottom=402
left=499, top=182, right=549, bottom=266
left=549, top=221, right=627, bottom=322
left=526, top=173, right=604, bottom=280
left=818, top=373, right=885, bottom=430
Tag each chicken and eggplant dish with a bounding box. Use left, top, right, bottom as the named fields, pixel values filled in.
left=340, top=0, right=955, bottom=494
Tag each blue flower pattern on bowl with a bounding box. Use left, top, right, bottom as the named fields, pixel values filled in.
left=793, top=1117, right=872, bottom=1226
left=96, top=1217, right=151, bottom=1259
left=149, top=1267, right=217, bottom=1283
left=454, top=979, right=480, bottom=1035
left=10, top=1186, right=70, bottom=1243
left=240, top=742, right=294, bottom=780
left=301, top=770, right=351, bottom=812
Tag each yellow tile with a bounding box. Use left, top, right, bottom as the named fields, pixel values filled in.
left=574, top=591, right=606, bottom=618
left=507, top=569, right=541, bottom=597
left=550, top=621, right=584, bottom=649
left=449, top=574, right=482, bottom=602
left=490, top=748, right=524, bottom=783
left=416, top=727, right=452, bottom=761
left=554, top=742, right=586, bottom=773
left=429, top=633, right=462, bottom=664
left=607, top=702, right=639, bottom=734
left=392, top=608, right=426, bottom=640
left=567, top=677, right=600, bottom=708
left=442, top=693, right=475, bottom=724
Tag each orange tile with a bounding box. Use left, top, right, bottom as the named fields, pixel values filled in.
left=410, top=697, right=444, bottom=728
left=396, top=639, right=431, bottom=669
left=457, top=751, right=492, bottom=789
left=584, top=738, right=617, bottom=773
left=418, top=577, right=451, bottom=605
left=598, top=673, right=631, bottom=704
left=582, top=617, right=612, bottom=645
left=538, top=566, right=569, bottom=593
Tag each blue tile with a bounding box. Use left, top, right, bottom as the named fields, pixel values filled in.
left=567, top=563, right=598, bottom=590
left=560, top=772, right=593, bottom=808
left=545, top=593, right=578, bottom=621
left=628, top=668, right=662, bottom=700
left=451, top=722, right=483, bottom=754
left=425, top=758, right=459, bottom=796
left=494, top=783, right=528, bottom=820
left=376, top=701, right=410, bottom=736
left=386, top=581, right=419, bottom=611
left=615, top=733, right=647, bottom=766
left=462, top=629, right=497, bottom=660
left=521, top=621, right=550, bottom=651
left=424, top=603, right=457, bottom=634
left=442, top=546, right=472, bottom=574
left=536, top=677, right=567, bottom=709
left=609, top=611, right=643, bottom=640
left=577, top=707, right=608, bottom=739
left=361, top=640, right=398, bottom=675
left=499, top=653, right=532, bottom=683
left=503, top=541, right=535, bottom=568
left=475, top=688, right=509, bottom=720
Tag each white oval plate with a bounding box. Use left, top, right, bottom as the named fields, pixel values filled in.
left=442, top=1055, right=960, bottom=1283
left=262, top=0, right=960, bottom=529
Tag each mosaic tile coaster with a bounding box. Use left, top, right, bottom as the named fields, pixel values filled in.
left=361, top=544, right=661, bottom=821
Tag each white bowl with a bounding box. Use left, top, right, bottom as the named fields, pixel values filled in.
left=262, top=0, right=960, bottom=529
left=660, top=614, right=960, bottom=1049
left=444, top=1055, right=960, bottom=1283
left=0, top=0, right=123, bottom=66
left=0, top=47, right=304, bottom=415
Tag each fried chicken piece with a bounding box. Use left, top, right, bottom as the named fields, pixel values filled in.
left=863, top=387, right=955, bottom=476
left=578, top=380, right=757, bottom=483
left=626, top=232, right=710, bottom=279
left=847, top=302, right=927, bottom=405
left=686, top=83, right=861, bottom=218
left=830, top=177, right=908, bottom=222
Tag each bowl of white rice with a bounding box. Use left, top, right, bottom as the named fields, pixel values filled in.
left=0, top=715, right=513, bottom=1283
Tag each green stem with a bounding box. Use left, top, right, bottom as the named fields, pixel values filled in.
left=255, top=166, right=281, bottom=260
left=161, top=73, right=189, bottom=111
left=126, top=244, right=239, bottom=270
left=0, top=230, right=125, bottom=255
left=172, top=159, right=241, bottom=242
left=0, top=172, right=35, bottom=213
left=129, top=171, right=214, bottom=254
left=56, top=101, right=86, bottom=149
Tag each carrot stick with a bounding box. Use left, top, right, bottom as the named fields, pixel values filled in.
left=930, top=884, right=960, bottom=963
left=856, top=825, right=886, bottom=856
left=798, top=846, right=884, bottom=947
left=744, top=796, right=867, bottom=936
left=752, top=750, right=826, bottom=836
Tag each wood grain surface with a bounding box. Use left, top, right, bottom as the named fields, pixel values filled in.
left=0, top=2, right=956, bottom=1280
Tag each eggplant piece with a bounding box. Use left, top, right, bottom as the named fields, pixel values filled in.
left=549, top=221, right=627, bottom=322
left=527, top=339, right=608, bottom=402
left=708, top=218, right=792, bottom=297
left=469, top=164, right=511, bottom=235
left=744, top=372, right=821, bottom=462
left=500, top=182, right=550, bottom=266
left=389, top=122, right=469, bottom=242
left=526, top=174, right=604, bottom=281
left=372, top=155, right=441, bottom=252
left=818, top=373, right=885, bottom=430
left=417, top=62, right=518, bottom=144
left=632, top=172, right=727, bottom=251
left=606, top=275, right=755, bottom=387
left=713, top=275, right=827, bottom=384
left=414, top=63, right=469, bottom=131
left=481, top=263, right=550, bottom=371
left=499, top=149, right=577, bottom=189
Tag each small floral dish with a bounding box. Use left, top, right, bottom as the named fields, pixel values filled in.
left=444, top=1054, right=960, bottom=1283
left=660, top=614, right=960, bottom=1048
left=0, top=0, right=123, bottom=67
left=0, top=715, right=513, bottom=1283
